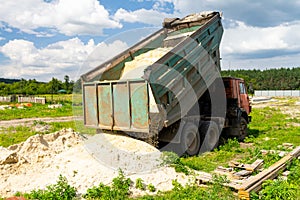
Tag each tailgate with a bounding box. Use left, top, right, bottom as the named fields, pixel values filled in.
left=83, top=80, right=149, bottom=132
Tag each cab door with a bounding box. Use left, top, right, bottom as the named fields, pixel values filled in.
left=238, top=80, right=251, bottom=115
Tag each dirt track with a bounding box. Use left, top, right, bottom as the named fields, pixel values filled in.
left=0, top=116, right=82, bottom=128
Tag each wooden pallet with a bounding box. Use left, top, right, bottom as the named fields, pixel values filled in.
left=196, top=146, right=300, bottom=200
left=236, top=146, right=300, bottom=199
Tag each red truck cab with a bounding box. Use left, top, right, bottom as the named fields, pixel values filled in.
left=223, top=77, right=251, bottom=115
left=222, top=77, right=252, bottom=140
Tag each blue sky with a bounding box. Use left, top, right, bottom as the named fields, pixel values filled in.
left=0, top=0, right=300, bottom=81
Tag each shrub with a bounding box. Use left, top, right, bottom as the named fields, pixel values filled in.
left=135, top=178, right=146, bottom=191
left=84, top=169, right=132, bottom=200
left=160, top=151, right=190, bottom=175
left=20, top=175, right=76, bottom=200
left=147, top=184, right=156, bottom=192
left=253, top=179, right=298, bottom=200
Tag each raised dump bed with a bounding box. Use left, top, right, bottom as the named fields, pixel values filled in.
left=81, top=11, right=224, bottom=146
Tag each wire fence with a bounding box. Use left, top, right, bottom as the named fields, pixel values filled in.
left=254, top=90, right=300, bottom=97
left=0, top=96, right=46, bottom=104
left=0, top=96, right=12, bottom=102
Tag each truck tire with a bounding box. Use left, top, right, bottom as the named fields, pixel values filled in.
left=238, top=117, right=248, bottom=141
left=200, top=121, right=220, bottom=153
left=181, top=122, right=201, bottom=156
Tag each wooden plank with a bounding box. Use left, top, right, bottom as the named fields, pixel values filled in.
left=229, top=159, right=263, bottom=172
left=238, top=190, right=250, bottom=200
left=214, top=166, right=233, bottom=174
left=228, top=161, right=251, bottom=170
left=238, top=155, right=291, bottom=190
left=244, top=147, right=299, bottom=190
left=236, top=146, right=300, bottom=199
left=245, top=163, right=285, bottom=193
left=249, top=159, right=264, bottom=171
left=290, top=146, right=300, bottom=157
left=196, top=172, right=213, bottom=183
left=195, top=146, right=300, bottom=200
left=233, top=170, right=252, bottom=178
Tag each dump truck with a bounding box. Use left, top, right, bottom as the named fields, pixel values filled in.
left=81, top=11, right=251, bottom=156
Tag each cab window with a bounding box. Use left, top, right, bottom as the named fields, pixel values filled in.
left=239, top=82, right=246, bottom=94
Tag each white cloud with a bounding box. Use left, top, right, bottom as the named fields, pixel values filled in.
left=80, top=40, right=129, bottom=78
left=0, top=38, right=128, bottom=81
left=221, top=20, right=300, bottom=69
left=0, top=0, right=122, bottom=36
left=114, top=8, right=174, bottom=26
left=155, top=0, right=205, bottom=15
left=222, top=20, right=300, bottom=55
left=156, top=0, right=300, bottom=27
left=1, top=0, right=300, bottom=81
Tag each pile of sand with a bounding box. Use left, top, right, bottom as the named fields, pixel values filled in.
left=0, top=129, right=81, bottom=165
left=120, top=47, right=172, bottom=79
left=0, top=129, right=190, bottom=197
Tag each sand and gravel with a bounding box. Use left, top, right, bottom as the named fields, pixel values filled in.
left=0, top=128, right=190, bottom=197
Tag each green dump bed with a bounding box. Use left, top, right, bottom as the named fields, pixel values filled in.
left=81, top=11, right=223, bottom=141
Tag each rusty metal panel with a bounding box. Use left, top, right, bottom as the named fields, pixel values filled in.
left=130, top=82, right=149, bottom=129
left=98, top=83, right=113, bottom=127
left=83, top=84, right=98, bottom=126
left=113, top=82, right=131, bottom=129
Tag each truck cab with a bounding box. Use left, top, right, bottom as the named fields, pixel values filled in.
left=222, top=77, right=251, bottom=141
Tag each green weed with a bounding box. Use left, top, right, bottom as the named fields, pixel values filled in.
left=137, top=177, right=235, bottom=200
left=135, top=178, right=146, bottom=191
left=251, top=178, right=298, bottom=200
left=179, top=138, right=244, bottom=173
left=147, top=184, right=156, bottom=192
left=218, top=138, right=242, bottom=152
left=84, top=169, right=132, bottom=200
left=180, top=150, right=236, bottom=172
left=287, top=159, right=300, bottom=183
left=16, top=175, right=76, bottom=200
left=160, top=151, right=190, bottom=175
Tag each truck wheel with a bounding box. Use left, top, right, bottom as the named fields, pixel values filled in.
left=238, top=117, right=248, bottom=141
left=181, top=122, right=201, bottom=156
left=200, top=121, right=220, bottom=153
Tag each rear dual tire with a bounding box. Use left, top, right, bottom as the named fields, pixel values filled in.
left=200, top=121, right=220, bottom=153
left=180, top=121, right=220, bottom=156
left=181, top=122, right=201, bottom=156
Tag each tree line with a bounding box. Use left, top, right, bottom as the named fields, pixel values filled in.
left=0, top=75, right=81, bottom=95
left=221, top=67, right=300, bottom=92
left=0, top=68, right=299, bottom=96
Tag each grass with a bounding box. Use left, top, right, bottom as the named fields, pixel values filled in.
left=246, top=107, right=300, bottom=147
left=137, top=177, right=235, bottom=200
left=180, top=138, right=242, bottom=172
left=0, top=121, right=76, bottom=147
left=15, top=175, right=76, bottom=200
left=176, top=102, right=300, bottom=199
left=15, top=171, right=234, bottom=200
left=43, top=94, right=74, bottom=103
left=179, top=105, right=300, bottom=173
left=250, top=159, right=300, bottom=200
left=0, top=93, right=84, bottom=120
left=1, top=98, right=300, bottom=199
left=84, top=170, right=132, bottom=200
left=0, top=102, right=74, bottom=120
